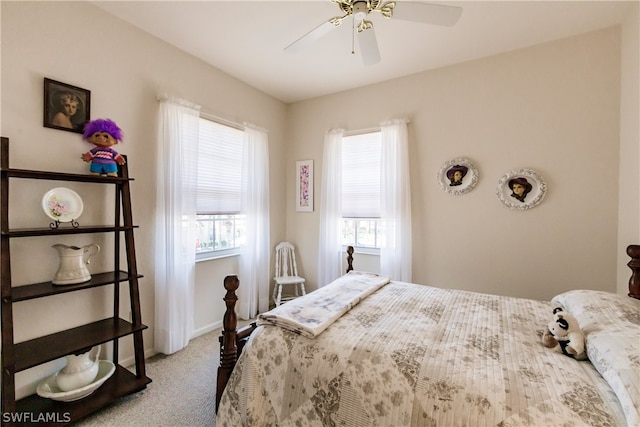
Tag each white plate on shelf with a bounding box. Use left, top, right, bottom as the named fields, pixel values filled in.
left=42, top=187, right=84, bottom=223
left=36, top=360, right=115, bottom=402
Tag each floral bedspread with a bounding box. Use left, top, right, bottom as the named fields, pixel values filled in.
left=217, top=281, right=632, bottom=426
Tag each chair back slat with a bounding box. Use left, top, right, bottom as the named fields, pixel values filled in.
left=275, top=242, right=298, bottom=278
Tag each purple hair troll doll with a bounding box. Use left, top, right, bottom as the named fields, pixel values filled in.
left=81, top=118, right=126, bottom=177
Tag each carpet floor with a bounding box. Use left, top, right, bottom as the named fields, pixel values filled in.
left=75, top=327, right=224, bottom=427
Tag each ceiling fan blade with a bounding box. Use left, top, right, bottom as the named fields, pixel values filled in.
left=284, top=17, right=343, bottom=53
left=391, top=1, right=463, bottom=27
left=357, top=25, right=381, bottom=66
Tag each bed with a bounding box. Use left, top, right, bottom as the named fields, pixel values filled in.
left=216, top=245, right=640, bottom=426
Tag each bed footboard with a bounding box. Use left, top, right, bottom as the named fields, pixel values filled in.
left=215, top=275, right=257, bottom=412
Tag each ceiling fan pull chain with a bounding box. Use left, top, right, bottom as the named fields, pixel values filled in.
left=351, top=13, right=356, bottom=55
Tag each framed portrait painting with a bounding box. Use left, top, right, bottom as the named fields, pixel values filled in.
left=43, top=78, right=90, bottom=134
left=296, top=160, right=313, bottom=212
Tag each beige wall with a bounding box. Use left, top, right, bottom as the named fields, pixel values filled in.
left=1, top=0, right=638, bottom=399
left=617, top=2, right=640, bottom=294
left=0, top=1, right=287, bottom=397
left=287, top=27, right=626, bottom=301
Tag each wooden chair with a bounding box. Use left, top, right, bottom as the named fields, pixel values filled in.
left=272, top=242, right=306, bottom=306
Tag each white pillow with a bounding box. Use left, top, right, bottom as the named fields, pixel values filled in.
left=552, top=290, right=640, bottom=427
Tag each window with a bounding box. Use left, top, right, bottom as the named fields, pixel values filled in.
left=196, top=117, right=246, bottom=259
left=341, top=218, right=384, bottom=249
left=340, top=131, right=382, bottom=250
left=195, top=214, right=246, bottom=254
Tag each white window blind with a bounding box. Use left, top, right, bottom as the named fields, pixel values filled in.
left=341, top=131, right=381, bottom=218
left=197, top=118, right=243, bottom=214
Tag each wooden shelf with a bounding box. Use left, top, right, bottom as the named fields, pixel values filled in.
left=1, top=136, right=149, bottom=424
left=15, top=318, right=148, bottom=372
left=11, top=271, right=141, bottom=302
left=2, top=168, right=133, bottom=183
left=15, top=365, right=151, bottom=426
left=1, top=225, right=138, bottom=238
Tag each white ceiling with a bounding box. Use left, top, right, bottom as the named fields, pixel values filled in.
left=92, top=0, right=634, bottom=103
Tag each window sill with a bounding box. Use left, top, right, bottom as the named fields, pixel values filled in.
left=342, top=245, right=380, bottom=256
left=196, top=251, right=240, bottom=262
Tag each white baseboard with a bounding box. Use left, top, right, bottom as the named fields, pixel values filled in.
left=120, top=321, right=222, bottom=368
left=120, top=347, right=157, bottom=368
left=192, top=320, right=222, bottom=339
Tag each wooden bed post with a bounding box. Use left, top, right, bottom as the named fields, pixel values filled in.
left=216, top=275, right=258, bottom=412
left=216, top=275, right=239, bottom=412
left=346, top=246, right=354, bottom=273
left=627, top=245, right=640, bottom=299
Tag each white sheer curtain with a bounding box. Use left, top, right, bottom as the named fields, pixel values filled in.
left=380, top=119, right=412, bottom=282
left=238, top=124, right=271, bottom=319
left=154, top=96, right=200, bottom=354
left=317, top=128, right=345, bottom=287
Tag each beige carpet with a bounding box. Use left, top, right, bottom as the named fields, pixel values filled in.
left=76, top=327, right=225, bottom=427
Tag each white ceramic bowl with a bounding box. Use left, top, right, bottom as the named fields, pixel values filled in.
left=37, top=360, right=115, bottom=402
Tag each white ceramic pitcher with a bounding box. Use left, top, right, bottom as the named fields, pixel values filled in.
left=52, top=244, right=100, bottom=285
left=55, top=346, right=101, bottom=391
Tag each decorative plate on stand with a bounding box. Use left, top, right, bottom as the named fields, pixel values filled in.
left=437, top=157, right=479, bottom=195
left=496, top=168, right=547, bottom=210
left=42, top=187, right=83, bottom=227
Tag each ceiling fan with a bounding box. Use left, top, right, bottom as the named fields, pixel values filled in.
left=284, top=0, right=463, bottom=66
